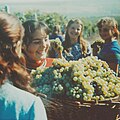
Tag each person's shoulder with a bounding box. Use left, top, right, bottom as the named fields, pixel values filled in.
left=49, top=34, right=56, bottom=39
left=57, top=35, right=63, bottom=38
left=57, top=35, right=64, bottom=42
left=109, top=41, right=120, bottom=51
left=1, top=82, right=38, bottom=105
left=112, top=40, right=120, bottom=46
left=0, top=82, right=45, bottom=119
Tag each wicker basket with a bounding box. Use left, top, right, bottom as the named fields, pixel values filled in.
left=41, top=96, right=120, bottom=120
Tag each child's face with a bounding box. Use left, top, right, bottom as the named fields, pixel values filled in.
left=68, top=22, right=82, bottom=43
left=25, top=29, right=50, bottom=61
left=98, top=26, right=113, bottom=41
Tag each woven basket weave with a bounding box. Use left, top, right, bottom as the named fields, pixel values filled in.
left=41, top=96, right=120, bottom=120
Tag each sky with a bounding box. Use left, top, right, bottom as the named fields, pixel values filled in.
left=1, top=0, right=68, bottom=2
left=0, top=0, right=120, bottom=17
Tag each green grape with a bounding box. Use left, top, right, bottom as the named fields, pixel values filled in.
left=78, top=89, right=82, bottom=93
left=58, top=46, right=63, bottom=51
left=99, top=95, right=105, bottom=101
left=31, top=56, right=120, bottom=101
left=75, top=87, right=79, bottom=90
left=76, top=94, right=80, bottom=99
left=83, top=92, right=87, bottom=96
left=58, top=84, right=63, bottom=91
left=31, top=69, right=37, bottom=75
left=73, top=90, right=76, bottom=94
left=65, top=83, right=70, bottom=88
left=95, top=96, right=100, bottom=101
left=73, top=77, right=78, bottom=82
left=83, top=96, right=88, bottom=101
left=73, top=93, right=76, bottom=97
left=35, top=74, right=41, bottom=79
left=55, top=87, right=58, bottom=91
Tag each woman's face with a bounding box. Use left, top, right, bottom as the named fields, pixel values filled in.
left=98, top=26, right=113, bottom=41
left=68, top=22, right=82, bottom=43
left=25, top=29, right=50, bottom=61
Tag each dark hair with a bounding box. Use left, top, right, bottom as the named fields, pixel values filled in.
left=52, top=25, right=61, bottom=35
left=0, top=12, right=35, bottom=93
left=22, top=20, right=50, bottom=45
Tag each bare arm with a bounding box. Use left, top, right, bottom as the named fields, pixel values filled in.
left=108, top=62, right=119, bottom=75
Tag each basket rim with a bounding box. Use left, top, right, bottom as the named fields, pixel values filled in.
left=47, top=95, right=120, bottom=105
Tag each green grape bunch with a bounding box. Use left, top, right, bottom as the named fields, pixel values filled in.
left=31, top=56, right=120, bottom=102
left=50, top=38, right=63, bottom=52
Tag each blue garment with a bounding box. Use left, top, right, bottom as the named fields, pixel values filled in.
left=63, top=42, right=92, bottom=61
left=0, top=82, right=47, bottom=120
left=98, top=40, right=120, bottom=64
left=49, top=34, right=64, bottom=42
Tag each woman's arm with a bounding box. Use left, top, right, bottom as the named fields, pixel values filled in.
left=108, top=62, right=119, bottom=75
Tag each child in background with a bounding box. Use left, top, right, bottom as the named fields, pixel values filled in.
left=97, top=17, right=120, bottom=75
left=49, top=24, right=64, bottom=58
left=49, top=24, right=64, bottom=42
left=62, top=19, right=92, bottom=61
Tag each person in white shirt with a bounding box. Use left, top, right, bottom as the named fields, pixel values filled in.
left=0, top=11, right=47, bottom=120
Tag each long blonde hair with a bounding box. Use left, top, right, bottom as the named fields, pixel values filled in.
left=63, top=19, right=89, bottom=55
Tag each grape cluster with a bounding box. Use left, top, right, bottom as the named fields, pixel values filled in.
left=50, top=38, right=63, bottom=51
left=31, top=56, right=120, bottom=101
